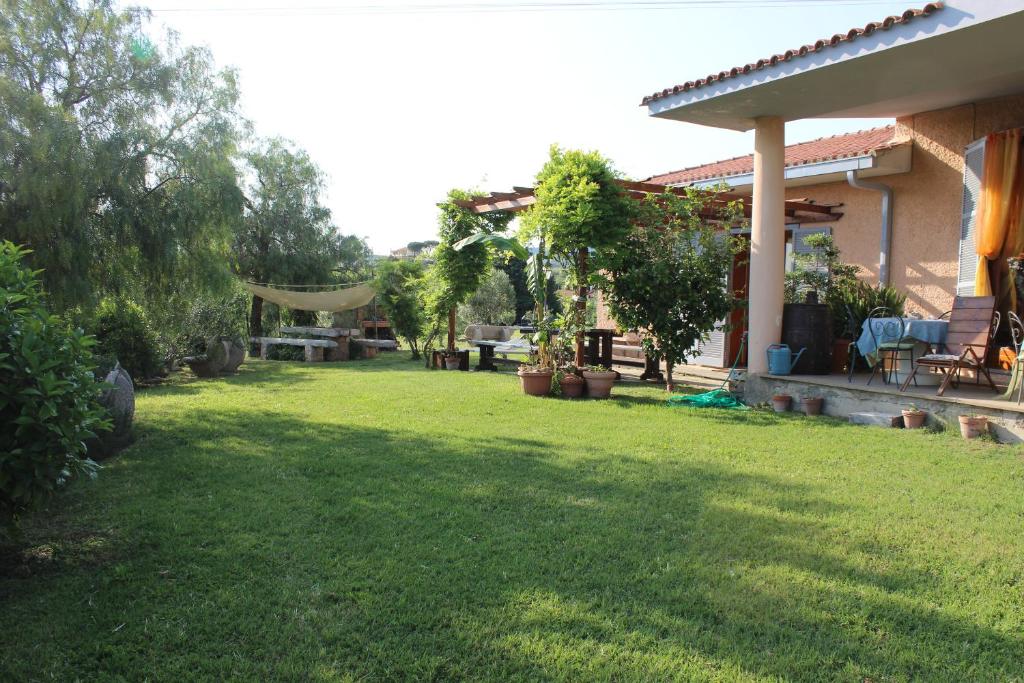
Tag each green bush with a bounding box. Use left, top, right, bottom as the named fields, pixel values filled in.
left=839, top=281, right=908, bottom=339
left=176, top=291, right=249, bottom=357
left=92, top=297, right=162, bottom=380
left=0, top=242, right=109, bottom=532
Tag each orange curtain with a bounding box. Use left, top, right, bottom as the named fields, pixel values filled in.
left=975, top=129, right=1024, bottom=314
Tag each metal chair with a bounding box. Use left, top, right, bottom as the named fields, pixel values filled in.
left=866, top=307, right=916, bottom=386
left=1008, top=311, right=1024, bottom=356
left=1007, top=311, right=1024, bottom=404
left=845, top=303, right=861, bottom=383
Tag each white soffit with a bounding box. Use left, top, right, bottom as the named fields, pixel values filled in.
left=647, top=1, right=1024, bottom=131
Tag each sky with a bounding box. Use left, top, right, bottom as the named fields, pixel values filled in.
left=134, top=0, right=916, bottom=254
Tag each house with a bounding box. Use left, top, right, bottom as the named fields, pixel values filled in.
left=634, top=0, right=1024, bottom=375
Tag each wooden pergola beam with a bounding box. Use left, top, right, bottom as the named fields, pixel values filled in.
left=449, top=181, right=840, bottom=220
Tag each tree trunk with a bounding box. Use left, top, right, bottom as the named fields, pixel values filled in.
left=448, top=306, right=457, bottom=352
left=249, top=295, right=264, bottom=339
left=575, top=248, right=588, bottom=367
left=665, top=354, right=675, bottom=392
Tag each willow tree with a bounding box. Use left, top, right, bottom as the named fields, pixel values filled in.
left=600, top=188, right=743, bottom=389
left=521, top=146, right=634, bottom=365
left=234, top=139, right=353, bottom=337
left=0, top=0, right=245, bottom=310
left=427, top=189, right=512, bottom=357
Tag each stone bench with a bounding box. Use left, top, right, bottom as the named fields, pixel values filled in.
left=253, top=336, right=337, bottom=362
left=353, top=338, right=398, bottom=359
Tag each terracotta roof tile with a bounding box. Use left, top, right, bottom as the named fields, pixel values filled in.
left=646, top=125, right=899, bottom=185
left=641, top=3, right=943, bottom=106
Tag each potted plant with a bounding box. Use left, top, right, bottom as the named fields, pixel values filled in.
left=443, top=350, right=461, bottom=370
left=582, top=364, right=617, bottom=399
left=958, top=413, right=988, bottom=439
left=771, top=393, right=792, bottom=413
left=557, top=367, right=585, bottom=398
left=902, top=403, right=927, bottom=429
left=801, top=394, right=824, bottom=416
left=518, top=363, right=554, bottom=396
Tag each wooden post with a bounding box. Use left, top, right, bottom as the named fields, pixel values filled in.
left=575, top=248, right=588, bottom=367
left=448, top=306, right=457, bottom=352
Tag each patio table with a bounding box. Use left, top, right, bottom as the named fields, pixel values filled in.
left=855, top=317, right=948, bottom=385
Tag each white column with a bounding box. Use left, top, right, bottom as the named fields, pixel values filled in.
left=747, top=116, right=786, bottom=374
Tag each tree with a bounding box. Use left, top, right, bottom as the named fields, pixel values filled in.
left=600, top=189, right=742, bottom=389
left=464, top=268, right=516, bottom=325
left=234, top=139, right=349, bottom=337
left=521, top=146, right=634, bottom=365
left=426, top=189, right=512, bottom=357
left=496, top=256, right=533, bottom=322
left=0, top=0, right=245, bottom=310
left=374, top=258, right=425, bottom=359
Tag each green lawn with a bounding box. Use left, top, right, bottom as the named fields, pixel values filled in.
left=2, top=354, right=1023, bottom=681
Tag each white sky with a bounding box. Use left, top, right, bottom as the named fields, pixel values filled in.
left=135, top=0, right=913, bottom=253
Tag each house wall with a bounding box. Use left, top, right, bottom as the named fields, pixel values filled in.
left=791, top=92, right=1024, bottom=316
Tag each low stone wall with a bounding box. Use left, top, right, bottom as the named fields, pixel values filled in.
left=743, top=373, right=1024, bottom=443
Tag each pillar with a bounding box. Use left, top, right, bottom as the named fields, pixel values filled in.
left=747, top=116, right=786, bottom=374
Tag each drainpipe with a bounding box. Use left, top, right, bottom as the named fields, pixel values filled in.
left=846, top=170, right=894, bottom=286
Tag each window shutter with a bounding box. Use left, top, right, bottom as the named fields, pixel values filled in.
left=792, top=227, right=832, bottom=254
left=957, top=139, right=986, bottom=296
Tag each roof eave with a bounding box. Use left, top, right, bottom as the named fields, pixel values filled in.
left=679, top=142, right=912, bottom=189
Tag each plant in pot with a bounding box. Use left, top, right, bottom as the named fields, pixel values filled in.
left=958, top=413, right=988, bottom=439
left=771, top=393, right=792, bottom=413
left=801, top=393, right=824, bottom=416
left=783, top=233, right=861, bottom=375
left=902, top=403, right=927, bottom=429
left=582, top=364, right=617, bottom=399
left=555, top=366, right=585, bottom=398
left=443, top=350, right=462, bottom=370
left=839, top=281, right=908, bottom=375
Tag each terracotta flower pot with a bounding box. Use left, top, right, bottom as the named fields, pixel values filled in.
left=771, top=394, right=792, bottom=413
left=582, top=369, right=616, bottom=399
left=559, top=374, right=585, bottom=398
left=958, top=415, right=988, bottom=439
left=801, top=396, right=824, bottom=416
left=444, top=355, right=461, bottom=370
left=518, top=369, right=553, bottom=396
left=902, top=409, right=927, bottom=429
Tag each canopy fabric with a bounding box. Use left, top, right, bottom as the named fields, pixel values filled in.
left=244, top=282, right=376, bottom=312
left=975, top=128, right=1024, bottom=312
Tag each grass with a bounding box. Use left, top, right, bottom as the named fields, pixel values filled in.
left=2, top=353, right=1024, bottom=681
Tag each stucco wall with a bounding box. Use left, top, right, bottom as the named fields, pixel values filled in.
left=792, top=92, right=1024, bottom=316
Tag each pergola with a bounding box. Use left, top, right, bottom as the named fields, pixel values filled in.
left=454, top=179, right=842, bottom=368
left=455, top=180, right=843, bottom=224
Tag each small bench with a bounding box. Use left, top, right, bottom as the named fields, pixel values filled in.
left=253, top=336, right=337, bottom=362
left=475, top=340, right=533, bottom=371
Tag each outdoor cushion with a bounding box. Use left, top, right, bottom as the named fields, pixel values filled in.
left=917, top=353, right=973, bottom=363
left=878, top=341, right=917, bottom=350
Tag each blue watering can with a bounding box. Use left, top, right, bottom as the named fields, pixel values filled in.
left=766, top=344, right=805, bottom=375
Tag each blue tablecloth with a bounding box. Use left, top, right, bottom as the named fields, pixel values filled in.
left=856, top=318, right=948, bottom=360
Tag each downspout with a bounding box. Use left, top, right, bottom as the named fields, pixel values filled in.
left=846, top=170, right=894, bottom=286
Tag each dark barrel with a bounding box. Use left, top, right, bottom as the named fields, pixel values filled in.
left=781, top=303, right=833, bottom=374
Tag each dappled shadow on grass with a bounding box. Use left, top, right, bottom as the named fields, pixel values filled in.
left=4, top=405, right=1022, bottom=681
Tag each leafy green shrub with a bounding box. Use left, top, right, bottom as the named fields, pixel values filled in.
left=92, top=297, right=162, bottom=381
left=839, top=281, right=908, bottom=339
left=176, top=291, right=249, bottom=357
left=0, top=242, right=109, bottom=532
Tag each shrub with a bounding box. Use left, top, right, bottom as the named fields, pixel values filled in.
left=92, top=297, right=162, bottom=381
left=0, top=242, right=109, bottom=533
